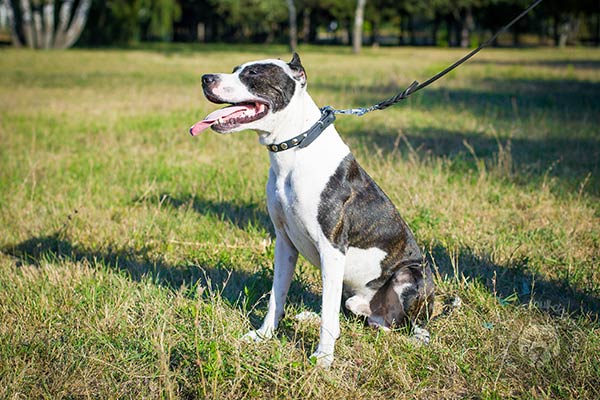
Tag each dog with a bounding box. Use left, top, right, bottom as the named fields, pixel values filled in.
left=190, top=53, right=434, bottom=367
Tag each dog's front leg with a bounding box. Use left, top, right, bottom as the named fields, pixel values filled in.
left=243, top=230, right=298, bottom=342
left=311, top=246, right=345, bottom=368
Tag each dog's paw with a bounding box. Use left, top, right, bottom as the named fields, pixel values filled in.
left=345, top=295, right=371, bottom=317
left=411, top=325, right=430, bottom=345
left=294, top=311, right=320, bottom=324
left=309, top=350, right=334, bottom=368
left=241, top=329, right=273, bottom=343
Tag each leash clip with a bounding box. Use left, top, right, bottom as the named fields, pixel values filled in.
left=322, top=105, right=372, bottom=117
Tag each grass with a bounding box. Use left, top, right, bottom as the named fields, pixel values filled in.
left=0, top=44, right=599, bottom=399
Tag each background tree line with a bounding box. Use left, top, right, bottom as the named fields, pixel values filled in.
left=174, top=0, right=600, bottom=49
left=2, top=0, right=599, bottom=49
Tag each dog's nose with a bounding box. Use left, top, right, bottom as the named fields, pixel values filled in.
left=202, top=74, right=218, bottom=87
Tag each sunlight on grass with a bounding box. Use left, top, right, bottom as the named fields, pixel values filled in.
left=1, top=45, right=599, bottom=399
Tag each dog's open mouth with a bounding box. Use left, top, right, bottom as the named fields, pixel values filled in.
left=189, top=102, right=269, bottom=136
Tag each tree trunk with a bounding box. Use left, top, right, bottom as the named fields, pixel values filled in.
left=371, top=20, right=379, bottom=46
left=445, top=14, right=453, bottom=46
left=32, top=6, right=42, bottom=48
left=43, top=1, right=55, bottom=49
left=302, top=8, right=310, bottom=43
left=19, top=0, right=34, bottom=47
left=595, top=11, right=600, bottom=46
left=596, top=11, right=600, bottom=47
left=265, top=22, right=276, bottom=44
left=60, top=0, right=91, bottom=49
left=352, top=0, right=366, bottom=53
left=557, top=14, right=580, bottom=48
left=431, top=14, right=439, bottom=46
left=53, top=0, right=74, bottom=48
left=569, top=15, right=581, bottom=46
left=286, top=0, right=297, bottom=52
left=408, top=14, right=416, bottom=46
left=341, top=21, right=350, bottom=45
left=538, top=19, right=546, bottom=45
left=460, top=7, right=473, bottom=48
left=6, top=0, right=22, bottom=47
left=552, top=15, right=560, bottom=46
left=399, top=12, right=407, bottom=45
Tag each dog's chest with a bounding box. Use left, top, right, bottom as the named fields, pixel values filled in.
left=267, top=168, right=324, bottom=266
left=266, top=147, right=349, bottom=266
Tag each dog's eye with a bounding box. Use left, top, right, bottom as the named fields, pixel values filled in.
left=246, top=69, right=258, bottom=75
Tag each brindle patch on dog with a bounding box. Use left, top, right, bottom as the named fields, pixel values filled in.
left=318, top=153, right=434, bottom=326
left=317, top=154, right=423, bottom=286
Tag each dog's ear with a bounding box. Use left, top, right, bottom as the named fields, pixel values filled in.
left=288, top=52, right=307, bottom=86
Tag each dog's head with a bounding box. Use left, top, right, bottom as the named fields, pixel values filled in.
left=190, top=53, right=307, bottom=136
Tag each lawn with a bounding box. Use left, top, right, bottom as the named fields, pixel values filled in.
left=0, top=44, right=599, bottom=399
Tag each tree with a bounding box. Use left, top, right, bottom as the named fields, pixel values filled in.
left=287, top=0, right=297, bottom=51
left=142, top=0, right=181, bottom=40
left=7, top=0, right=92, bottom=48
left=352, top=0, right=366, bottom=53
left=77, top=0, right=181, bottom=45
left=209, top=0, right=287, bottom=43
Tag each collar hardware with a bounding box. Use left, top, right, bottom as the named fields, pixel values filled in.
left=266, top=107, right=336, bottom=153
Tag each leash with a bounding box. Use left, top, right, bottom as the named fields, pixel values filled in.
left=267, top=0, right=543, bottom=153
left=329, top=0, right=544, bottom=116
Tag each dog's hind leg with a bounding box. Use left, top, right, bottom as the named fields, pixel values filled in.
left=368, top=263, right=435, bottom=338
left=242, top=230, right=298, bottom=342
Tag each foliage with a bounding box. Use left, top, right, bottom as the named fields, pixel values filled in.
left=71, top=0, right=600, bottom=46
left=80, top=0, right=181, bottom=45
left=208, top=0, right=287, bottom=41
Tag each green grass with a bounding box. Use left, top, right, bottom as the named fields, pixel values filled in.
left=1, top=44, right=599, bottom=399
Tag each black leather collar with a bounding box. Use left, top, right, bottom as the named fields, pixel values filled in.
left=266, top=107, right=336, bottom=153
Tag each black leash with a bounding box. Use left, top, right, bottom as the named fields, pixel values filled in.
left=267, top=0, right=544, bottom=153
left=332, top=0, right=544, bottom=116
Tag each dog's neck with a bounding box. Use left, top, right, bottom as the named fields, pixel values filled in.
left=258, top=91, right=349, bottom=174
left=256, top=91, right=323, bottom=147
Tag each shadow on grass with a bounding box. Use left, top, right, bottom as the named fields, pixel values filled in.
left=429, top=245, right=600, bottom=318
left=0, top=231, right=319, bottom=327
left=347, top=125, right=599, bottom=196
left=2, top=232, right=598, bottom=321
left=135, top=193, right=599, bottom=317
left=317, top=76, right=600, bottom=115
left=316, top=77, right=600, bottom=196
left=147, top=192, right=275, bottom=237
left=472, top=58, right=600, bottom=70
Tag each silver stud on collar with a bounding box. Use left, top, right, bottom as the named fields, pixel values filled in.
left=266, top=107, right=336, bottom=153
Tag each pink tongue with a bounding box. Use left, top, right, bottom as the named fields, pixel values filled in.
left=189, top=105, right=249, bottom=136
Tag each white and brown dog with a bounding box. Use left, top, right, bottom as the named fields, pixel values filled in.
left=190, top=53, right=434, bottom=367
